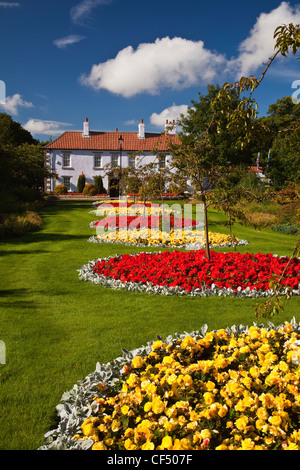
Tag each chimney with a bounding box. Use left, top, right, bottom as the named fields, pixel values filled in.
left=138, top=118, right=145, bottom=139
left=83, top=117, right=90, bottom=137
left=165, top=119, right=177, bottom=135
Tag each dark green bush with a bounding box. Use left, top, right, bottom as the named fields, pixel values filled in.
left=271, top=223, right=299, bottom=235
left=94, top=175, right=106, bottom=194
left=77, top=173, right=86, bottom=193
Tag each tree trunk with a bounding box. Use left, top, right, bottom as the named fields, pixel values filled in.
left=203, top=195, right=210, bottom=261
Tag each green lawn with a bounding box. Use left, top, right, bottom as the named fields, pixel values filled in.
left=0, top=200, right=299, bottom=450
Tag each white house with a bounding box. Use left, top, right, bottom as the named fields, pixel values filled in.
left=44, top=118, right=180, bottom=197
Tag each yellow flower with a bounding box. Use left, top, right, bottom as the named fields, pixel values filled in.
left=256, top=407, right=268, bottom=421
left=144, top=402, right=152, bottom=412
left=141, top=441, right=155, bottom=450
left=82, top=422, right=97, bottom=437
left=269, top=415, right=281, bottom=426
left=200, top=429, right=211, bottom=440
left=152, top=397, right=165, bottom=414
left=241, top=438, right=255, bottom=450
left=167, top=374, right=177, bottom=385
left=152, top=340, right=164, bottom=350
left=92, top=441, right=107, bottom=450
left=181, top=336, right=195, bottom=349
left=124, top=438, right=137, bottom=450
left=161, top=435, right=173, bottom=449
left=111, top=420, right=121, bottom=433
left=121, top=405, right=129, bottom=415
left=205, top=381, right=216, bottom=391
left=218, top=405, right=228, bottom=418
left=132, top=356, right=143, bottom=368
left=215, top=444, right=228, bottom=450
left=203, top=392, right=215, bottom=405
left=235, top=415, right=248, bottom=431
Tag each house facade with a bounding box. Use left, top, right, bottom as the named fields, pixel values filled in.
left=44, top=118, right=180, bottom=196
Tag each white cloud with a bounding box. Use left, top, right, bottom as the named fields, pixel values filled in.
left=124, top=119, right=137, bottom=126
left=80, top=36, right=226, bottom=97
left=228, top=1, right=300, bottom=78
left=70, top=0, right=111, bottom=24
left=80, top=2, right=300, bottom=97
left=150, top=104, right=189, bottom=127
left=53, top=34, right=85, bottom=49
left=0, top=93, right=33, bottom=115
left=0, top=2, right=20, bottom=7
left=23, top=119, right=72, bottom=136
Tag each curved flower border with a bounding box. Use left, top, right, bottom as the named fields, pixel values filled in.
left=38, top=317, right=300, bottom=450
left=88, top=235, right=249, bottom=250
left=77, top=253, right=300, bottom=298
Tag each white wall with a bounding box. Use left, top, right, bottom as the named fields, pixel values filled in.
left=51, top=150, right=173, bottom=193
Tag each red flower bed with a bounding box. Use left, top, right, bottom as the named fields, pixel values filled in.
left=92, top=215, right=198, bottom=229
left=94, top=201, right=152, bottom=208
left=92, top=250, right=300, bottom=293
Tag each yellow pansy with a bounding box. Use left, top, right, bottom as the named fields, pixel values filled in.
left=161, top=435, right=173, bottom=449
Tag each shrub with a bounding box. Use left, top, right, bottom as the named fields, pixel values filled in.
left=54, top=184, right=68, bottom=195
left=0, top=210, right=42, bottom=239
left=245, top=212, right=278, bottom=229
left=94, top=175, right=106, bottom=194
left=274, top=184, right=300, bottom=204
left=82, top=183, right=97, bottom=196
left=77, top=173, right=86, bottom=193
left=271, top=223, right=300, bottom=235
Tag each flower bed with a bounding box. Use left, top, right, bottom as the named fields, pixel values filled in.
left=91, top=202, right=175, bottom=217
left=39, top=318, right=300, bottom=450
left=90, top=215, right=202, bottom=230
left=78, top=250, right=300, bottom=298
left=88, top=230, right=246, bottom=249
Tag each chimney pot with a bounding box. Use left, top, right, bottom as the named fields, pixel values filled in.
left=115, top=128, right=118, bottom=132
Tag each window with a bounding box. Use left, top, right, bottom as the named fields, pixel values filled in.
left=94, top=152, right=102, bottom=168
left=129, top=156, right=135, bottom=168
left=63, top=176, right=71, bottom=191
left=158, top=155, right=166, bottom=169
left=62, top=152, right=71, bottom=168
left=111, top=153, right=119, bottom=167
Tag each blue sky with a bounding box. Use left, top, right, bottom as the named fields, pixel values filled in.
left=0, top=0, right=299, bottom=141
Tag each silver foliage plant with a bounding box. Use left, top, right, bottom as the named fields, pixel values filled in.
left=38, top=318, right=300, bottom=450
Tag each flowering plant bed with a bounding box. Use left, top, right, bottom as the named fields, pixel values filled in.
left=79, top=250, right=300, bottom=297
left=39, top=319, right=300, bottom=450
left=90, top=215, right=202, bottom=230
left=88, top=230, right=246, bottom=249
left=91, top=202, right=175, bottom=217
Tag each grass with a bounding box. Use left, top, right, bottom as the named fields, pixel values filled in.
left=0, top=200, right=299, bottom=450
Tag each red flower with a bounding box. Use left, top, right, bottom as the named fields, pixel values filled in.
left=92, top=250, right=300, bottom=293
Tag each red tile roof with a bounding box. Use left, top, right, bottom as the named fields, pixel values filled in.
left=44, top=131, right=180, bottom=151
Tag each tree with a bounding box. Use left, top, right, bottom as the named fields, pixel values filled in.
left=212, top=22, right=300, bottom=319
left=0, top=113, right=37, bottom=147
left=171, top=84, right=266, bottom=259
left=0, top=114, right=48, bottom=201
left=258, top=97, right=300, bottom=186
